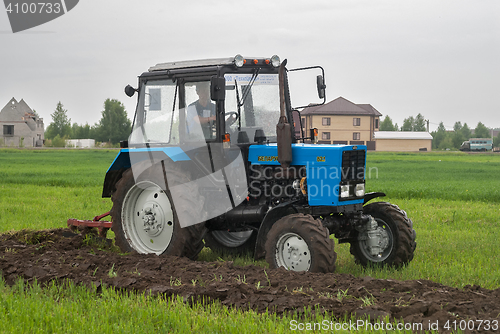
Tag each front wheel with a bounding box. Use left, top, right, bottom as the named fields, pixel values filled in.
left=350, top=202, right=416, bottom=267
left=265, top=213, right=336, bottom=273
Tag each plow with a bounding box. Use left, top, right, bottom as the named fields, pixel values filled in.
left=67, top=212, right=112, bottom=239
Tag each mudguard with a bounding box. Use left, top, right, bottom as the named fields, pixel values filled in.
left=254, top=201, right=299, bottom=259
left=363, top=192, right=386, bottom=204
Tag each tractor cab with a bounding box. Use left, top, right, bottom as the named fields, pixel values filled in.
left=124, top=55, right=324, bottom=150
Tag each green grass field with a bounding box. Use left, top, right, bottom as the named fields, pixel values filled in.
left=0, top=148, right=499, bottom=333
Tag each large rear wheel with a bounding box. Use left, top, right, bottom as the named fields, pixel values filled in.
left=264, top=213, right=336, bottom=273
left=111, top=164, right=206, bottom=259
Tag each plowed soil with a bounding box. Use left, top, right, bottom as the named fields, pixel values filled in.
left=1, top=228, right=499, bottom=333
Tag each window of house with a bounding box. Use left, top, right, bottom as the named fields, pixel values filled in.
left=353, top=132, right=360, bottom=140
left=301, top=117, right=305, bottom=127
left=322, top=117, right=331, bottom=126
left=353, top=118, right=361, bottom=126
left=3, top=125, right=14, bottom=136
left=375, top=118, right=379, bottom=129
left=322, top=132, right=330, bottom=140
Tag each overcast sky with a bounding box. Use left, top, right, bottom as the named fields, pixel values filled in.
left=1, top=0, right=499, bottom=132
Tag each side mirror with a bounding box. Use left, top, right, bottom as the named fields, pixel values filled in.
left=210, top=76, right=226, bottom=101
left=316, top=75, right=326, bottom=100
left=125, top=85, right=137, bottom=97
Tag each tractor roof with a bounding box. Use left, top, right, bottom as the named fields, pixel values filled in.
left=149, top=57, right=236, bottom=72
left=148, top=55, right=280, bottom=72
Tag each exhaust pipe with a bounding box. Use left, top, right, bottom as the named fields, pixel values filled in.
left=276, top=59, right=292, bottom=168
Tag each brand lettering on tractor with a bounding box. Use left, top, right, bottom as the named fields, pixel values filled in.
left=316, top=156, right=326, bottom=162
left=258, top=156, right=278, bottom=162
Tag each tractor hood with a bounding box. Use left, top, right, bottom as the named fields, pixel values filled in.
left=248, top=143, right=367, bottom=206
left=248, top=143, right=366, bottom=166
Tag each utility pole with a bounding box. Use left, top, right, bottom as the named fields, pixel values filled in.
left=426, top=119, right=430, bottom=132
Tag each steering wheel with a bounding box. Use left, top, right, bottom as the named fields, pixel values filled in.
left=225, top=111, right=239, bottom=127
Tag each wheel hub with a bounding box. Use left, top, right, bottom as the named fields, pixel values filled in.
left=276, top=233, right=311, bottom=271
left=365, top=225, right=390, bottom=257
left=287, top=245, right=301, bottom=263
left=141, top=205, right=165, bottom=237
left=357, top=215, right=393, bottom=261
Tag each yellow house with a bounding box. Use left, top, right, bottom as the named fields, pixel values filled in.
left=300, top=97, right=381, bottom=150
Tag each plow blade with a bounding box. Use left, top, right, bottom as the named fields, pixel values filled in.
left=67, top=211, right=112, bottom=238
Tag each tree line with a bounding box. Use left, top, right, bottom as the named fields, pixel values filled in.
left=380, top=113, right=428, bottom=132
left=44, top=99, right=132, bottom=147
left=379, top=114, right=500, bottom=150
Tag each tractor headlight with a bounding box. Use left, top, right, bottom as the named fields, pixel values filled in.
left=340, top=185, right=350, bottom=198
left=234, top=54, right=245, bottom=67
left=270, top=55, right=280, bottom=67
left=355, top=183, right=365, bottom=197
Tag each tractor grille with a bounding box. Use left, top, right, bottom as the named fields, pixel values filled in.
left=341, top=150, right=366, bottom=181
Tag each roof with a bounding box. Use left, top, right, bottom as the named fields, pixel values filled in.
left=357, top=103, right=381, bottom=115
left=149, top=57, right=236, bottom=72
left=301, top=97, right=382, bottom=116
left=0, top=97, right=41, bottom=123
left=149, top=55, right=280, bottom=72
left=374, top=131, right=433, bottom=140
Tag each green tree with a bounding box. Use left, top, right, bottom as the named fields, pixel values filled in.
left=402, top=113, right=427, bottom=131
left=401, top=116, right=415, bottom=131
left=452, top=121, right=465, bottom=148
left=438, top=135, right=454, bottom=150
left=494, top=132, right=500, bottom=148
left=460, top=123, right=471, bottom=140
left=93, top=99, right=132, bottom=144
left=380, top=116, right=396, bottom=131
left=474, top=122, right=490, bottom=138
left=71, top=122, right=92, bottom=139
left=431, top=122, right=447, bottom=149
left=51, top=134, right=67, bottom=147
left=45, top=102, right=71, bottom=140
left=414, top=113, right=427, bottom=131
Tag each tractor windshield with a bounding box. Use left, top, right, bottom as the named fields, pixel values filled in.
left=224, top=73, right=280, bottom=143
left=129, top=79, right=180, bottom=146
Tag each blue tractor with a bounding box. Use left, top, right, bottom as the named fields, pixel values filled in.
left=101, top=55, right=416, bottom=273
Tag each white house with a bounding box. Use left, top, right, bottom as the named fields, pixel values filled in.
left=66, top=139, right=95, bottom=148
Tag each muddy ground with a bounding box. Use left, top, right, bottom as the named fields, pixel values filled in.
left=0, top=228, right=499, bottom=333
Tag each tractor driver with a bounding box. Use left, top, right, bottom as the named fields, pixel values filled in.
left=186, top=82, right=216, bottom=140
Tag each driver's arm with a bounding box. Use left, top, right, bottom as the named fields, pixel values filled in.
left=198, top=115, right=216, bottom=124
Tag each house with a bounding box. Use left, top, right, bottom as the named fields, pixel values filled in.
left=374, top=131, right=433, bottom=151
left=0, top=98, right=44, bottom=147
left=300, top=97, right=381, bottom=150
